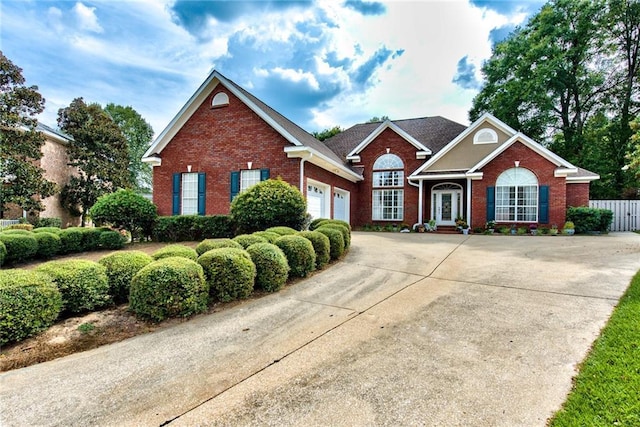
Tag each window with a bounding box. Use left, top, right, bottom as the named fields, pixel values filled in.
left=172, top=172, right=206, bottom=216
left=372, top=153, right=404, bottom=221
left=230, top=168, right=270, bottom=200
left=212, top=92, right=229, bottom=108
left=241, top=169, right=261, bottom=192
left=495, top=168, right=538, bottom=222
left=181, top=173, right=199, bottom=214
left=473, top=128, right=498, bottom=144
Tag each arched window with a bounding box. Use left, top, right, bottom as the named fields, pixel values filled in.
left=212, top=92, right=229, bottom=108
left=372, top=154, right=404, bottom=221
left=473, top=128, right=498, bottom=144
left=495, top=168, right=538, bottom=222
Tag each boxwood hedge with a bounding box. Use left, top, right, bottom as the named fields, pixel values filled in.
left=59, top=228, right=84, bottom=254
left=251, top=231, right=281, bottom=243
left=0, top=270, right=63, bottom=346
left=33, top=232, right=61, bottom=259
left=197, top=248, right=256, bottom=302
left=315, top=227, right=345, bottom=260
left=152, top=244, right=198, bottom=261
left=0, top=241, right=6, bottom=267
left=195, top=238, right=243, bottom=256
left=298, top=230, right=331, bottom=269
left=246, top=242, right=290, bottom=292
left=0, top=234, right=38, bottom=264
left=274, top=235, right=316, bottom=278
left=99, top=251, right=154, bottom=303
left=265, top=226, right=298, bottom=236
left=99, top=230, right=126, bottom=250
left=233, top=234, right=268, bottom=249
left=130, top=257, right=209, bottom=322
left=33, top=227, right=62, bottom=235
left=317, top=222, right=350, bottom=248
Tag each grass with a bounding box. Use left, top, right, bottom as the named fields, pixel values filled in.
left=548, top=270, right=640, bottom=426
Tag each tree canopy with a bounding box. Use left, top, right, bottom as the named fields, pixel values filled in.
left=0, top=52, right=55, bottom=215
left=312, top=126, right=343, bottom=141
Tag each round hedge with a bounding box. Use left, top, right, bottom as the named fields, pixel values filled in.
left=265, top=226, right=298, bottom=236
left=252, top=231, right=281, bottom=243
left=36, top=260, right=111, bottom=314
left=0, top=229, right=33, bottom=235
left=99, top=251, right=154, bottom=303
left=0, top=241, right=6, bottom=267
left=246, top=242, right=290, bottom=292
left=152, top=244, right=198, bottom=261
left=0, top=270, right=63, bottom=346
left=33, top=227, right=62, bottom=235
left=99, top=230, right=126, bottom=250
left=318, top=223, right=350, bottom=248
left=59, top=228, right=84, bottom=254
left=298, top=230, right=331, bottom=269
left=197, top=248, right=256, bottom=302
left=130, top=257, right=208, bottom=322
left=310, top=219, right=351, bottom=231
left=33, top=232, right=61, bottom=259
left=0, top=234, right=38, bottom=264
left=315, top=227, right=345, bottom=260
left=195, top=238, right=243, bottom=256
left=233, top=234, right=268, bottom=249
left=274, top=235, right=316, bottom=278
left=80, top=228, right=103, bottom=251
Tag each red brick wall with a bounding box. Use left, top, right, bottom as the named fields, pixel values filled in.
left=153, top=87, right=300, bottom=216
left=304, top=162, right=359, bottom=223
left=566, top=183, right=590, bottom=208
left=353, top=128, right=424, bottom=226
left=472, top=142, right=568, bottom=228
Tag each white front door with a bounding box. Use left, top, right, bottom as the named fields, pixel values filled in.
left=433, top=190, right=461, bottom=226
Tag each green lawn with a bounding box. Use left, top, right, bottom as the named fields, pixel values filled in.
left=549, top=270, right=640, bottom=426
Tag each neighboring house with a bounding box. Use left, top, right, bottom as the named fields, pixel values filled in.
left=143, top=70, right=599, bottom=229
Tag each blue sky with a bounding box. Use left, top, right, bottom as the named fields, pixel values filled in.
left=1, top=0, right=545, bottom=137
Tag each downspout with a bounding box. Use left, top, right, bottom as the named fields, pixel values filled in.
left=299, top=152, right=313, bottom=194
left=466, top=176, right=472, bottom=227
left=407, top=176, right=422, bottom=226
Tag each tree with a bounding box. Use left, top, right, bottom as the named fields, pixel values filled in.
left=366, top=115, right=389, bottom=123
left=104, top=104, right=154, bottom=194
left=0, top=52, right=55, bottom=216
left=312, top=125, right=342, bottom=141
left=58, top=98, right=131, bottom=225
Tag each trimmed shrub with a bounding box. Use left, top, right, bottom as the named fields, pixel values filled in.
left=315, top=227, right=345, bottom=260
left=274, top=235, right=316, bottom=278
left=265, top=226, right=298, bottom=236
left=7, top=223, right=34, bottom=231
left=90, top=189, right=158, bottom=240
left=0, top=229, right=33, bottom=235
left=246, top=243, right=290, bottom=292
left=309, top=217, right=328, bottom=231
left=59, top=228, right=84, bottom=254
left=233, top=234, right=268, bottom=249
left=310, top=219, right=351, bottom=231
left=36, top=260, right=111, bottom=313
left=197, top=248, right=256, bottom=302
left=152, top=215, right=234, bottom=242
left=0, top=270, right=63, bottom=346
left=298, top=230, right=331, bottom=269
left=231, top=179, right=307, bottom=233
left=99, top=251, right=154, bottom=303
left=566, top=207, right=614, bottom=233
left=152, top=244, right=198, bottom=261
left=0, top=234, right=38, bottom=264
left=195, top=238, right=242, bottom=256
left=33, top=232, right=61, bottom=259
left=0, top=241, right=5, bottom=267
left=34, top=217, right=62, bottom=228
left=33, top=227, right=62, bottom=235
left=80, top=228, right=103, bottom=251
left=99, top=231, right=126, bottom=250
left=130, top=257, right=208, bottom=322
left=252, top=231, right=281, bottom=243
left=318, top=223, right=351, bottom=248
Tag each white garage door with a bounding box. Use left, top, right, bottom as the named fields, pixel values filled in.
left=333, top=189, right=349, bottom=223
left=307, top=183, right=326, bottom=219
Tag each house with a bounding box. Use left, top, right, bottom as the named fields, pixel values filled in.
left=142, top=70, right=599, bottom=229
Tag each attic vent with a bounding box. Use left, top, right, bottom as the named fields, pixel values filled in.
left=212, top=92, right=229, bottom=108
left=474, top=128, right=498, bottom=144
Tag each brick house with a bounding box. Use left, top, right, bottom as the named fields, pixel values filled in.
left=143, top=70, right=598, bottom=229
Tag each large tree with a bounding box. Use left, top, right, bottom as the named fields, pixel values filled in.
left=58, top=98, right=131, bottom=225
left=104, top=103, right=154, bottom=194
left=0, top=52, right=55, bottom=216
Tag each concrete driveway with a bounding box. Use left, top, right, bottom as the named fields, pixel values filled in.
left=2, top=232, right=640, bottom=426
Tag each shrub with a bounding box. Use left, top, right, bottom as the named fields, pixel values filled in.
left=0, top=234, right=38, bottom=264
left=0, top=270, right=63, bottom=346
left=298, top=231, right=331, bottom=269
left=0, top=241, right=5, bottom=267
left=90, top=189, right=158, bottom=240
left=309, top=218, right=329, bottom=230
left=36, top=260, right=111, bottom=313
left=151, top=244, right=198, bottom=261
left=33, top=232, right=61, bottom=259
left=152, top=215, right=234, bottom=242
left=233, top=234, right=268, bottom=249
left=274, top=235, right=316, bottom=278
left=195, top=238, right=242, bottom=256
left=316, top=222, right=350, bottom=248
left=231, top=179, right=307, bottom=233
left=59, top=228, right=84, bottom=254
left=129, top=257, right=208, bottom=322
left=315, top=227, right=345, bottom=260
left=265, top=226, right=298, bottom=236
left=246, top=243, right=290, bottom=292
left=34, top=217, right=62, bottom=228
left=0, top=229, right=33, bottom=235
left=99, top=230, right=126, bottom=250
left=252, top=231, right=281, bottom=243
left=310, top=218, right=351, bottom=231
left=7, top=223, right=34, bottom=231
left=33, top=227, right=62, bottom=235
left=99, top=251, right=154, bottom=303
left=80, top=228, right=103, bottom=251
left=197, top=248, right=256, bottom=302
left=566, top=207, right=614, bottom=233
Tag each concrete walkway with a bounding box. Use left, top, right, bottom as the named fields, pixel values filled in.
left=2, top=232, right=640, bottom=426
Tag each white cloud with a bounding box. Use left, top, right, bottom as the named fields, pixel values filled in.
left=73, top=2, right=103, bottom=33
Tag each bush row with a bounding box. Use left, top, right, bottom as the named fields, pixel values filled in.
left=566, top=207, right=614, bottom=234
left=151, top=215, right=234, bottom=242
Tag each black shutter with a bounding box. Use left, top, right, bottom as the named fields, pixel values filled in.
left=198, top=173, right=206, bottom=216
left=538, top=185, right=549, bottom=223
left=486, top=186, right=495, bottom=222
left=172, top=173, right=181, bottom=215
left=230, top=171, right=240, bottom=201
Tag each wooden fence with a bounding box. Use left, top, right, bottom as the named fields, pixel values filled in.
left=589, top=200, right=640, bottom=232
left=0, top=219, right=20, bottom=228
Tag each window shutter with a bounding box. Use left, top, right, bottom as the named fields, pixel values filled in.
left=538, top=185, right=549, bottom=223
left=198, top=173, right=206, bottom=216
left=172, top=173, right=181, bottom=216
left=486, top=186, right=495, bottom=222
left=260, top=168, right=270, bottom=181
left=230, top=171, right=240, bottom=201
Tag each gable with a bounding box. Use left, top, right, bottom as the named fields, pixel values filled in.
left=346, top=120, right=430, bottom=161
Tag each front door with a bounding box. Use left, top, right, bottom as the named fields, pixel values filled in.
left=433, top=189, right=461, bottom=226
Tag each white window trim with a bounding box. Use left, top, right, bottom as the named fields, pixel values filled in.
left=495, top=168, right=539, bottom=222
left=372, top=189, right=404, bottom=221
left=240, top=169, right=261, bottom=192
left=181, top=173, right=198, bottom=215
left=474, top=128, right=498, bottom=144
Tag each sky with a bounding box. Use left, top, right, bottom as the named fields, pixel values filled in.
left=1, top=0, right=546, bottom=137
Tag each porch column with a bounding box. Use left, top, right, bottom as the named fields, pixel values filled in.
left=466, top=177, right=472, bottom=226
left=418, top=179, right=423, bottom=224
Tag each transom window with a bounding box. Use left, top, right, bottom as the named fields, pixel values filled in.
left=372, top=153, right=404, bottom=221
left=181, top=173, right=199, bottom=215
left=473, top=128, right=498, bottom=144
left=495, top=168, right=538, bottom=222
left=240, top=169, right=261, bottom=192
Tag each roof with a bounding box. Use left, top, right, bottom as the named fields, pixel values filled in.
left=34, top=123, right=72, bottom=144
